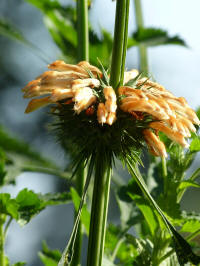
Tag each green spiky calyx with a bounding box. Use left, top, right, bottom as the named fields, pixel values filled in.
left=53, top=68, right=154, bottom=172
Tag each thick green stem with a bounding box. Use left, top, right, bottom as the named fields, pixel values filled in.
left=77, top=0, right=89, bottom=61
left=87, top=158, right=112, bottom=266
left=0, top=215, right=6, bottom=266
left=69, top=2, right=89, bottom=264
left=134, top=0, right=148, bottom=73
left=71, top=164, right=86, bottom=266
left=110, top=0, right=130, bottom=89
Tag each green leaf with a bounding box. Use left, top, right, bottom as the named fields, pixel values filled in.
left=12, top=263, right=26, bottom=266
left=181, top=220, right=200, bottom=234
left=115, top=178, right=143, bottom=230
left=0, top=18, right=30, bottom=44
left=178, top=180, right=200, bottom=191
left=105, top=224, right=137, bottom=264
left=24, top=0, right=60, bottom=12
left=0, top=189, right=71, bottom=224
left=125, top=158, right=200, bottom=265
left=190, top=135, right=200, bottom=152
left=0, top=126, right=54, bottom=167
left=89, top=29, right=113, bottom=67
left=38, top=241, right=61, bottom=265
left=0, top=193, right=19, bottom=219
left=0, top=18, right=49, bottom=62
left=38, top=253, right=58, bottom=266
left=44, top=16, right=76, bottom=62
left=16, top=189, right=71, bottom=225
left=132, top=27, right=187, bottom=47
left=128, top=193, right=158, bottom=236
left=70, top=187, right=90, bottom=235
left=0, top=126, right=61, bottom=185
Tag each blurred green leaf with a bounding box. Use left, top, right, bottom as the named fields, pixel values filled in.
left=105, top=224, right=137, bottom=264
left=38, top=241, right=61, bottom=266
left=128, top=194, right=158, bottom=236
left=178, top=180, right=200, bottom=191
left=0, top=18, right=49, bottom=62
left=0, top=126, right=54, bottom=167
left=25, top=0, right=60, bottom=11
left=70, top=187, right=90, bottom=235
left=0, top=193, right=19, bottom=219
left=190, top=135, right=200, bottom=152
left=0, top=126, right=62, bottom=185
left=89, top=29, right=113, bottom=67
left=181, top=220, right=200, bottom=234
left=132, top=28, right=187, bottom=47
left=0, top=18, right=30, bottom=44
left=12, top=263, right=26, bottom=266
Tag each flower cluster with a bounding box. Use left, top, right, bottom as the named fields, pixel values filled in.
left=22, top=60, right=199, bottom=157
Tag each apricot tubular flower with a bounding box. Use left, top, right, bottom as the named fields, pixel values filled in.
left=22, top=60, right=199, bottom=158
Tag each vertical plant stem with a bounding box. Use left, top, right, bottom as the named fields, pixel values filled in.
left=134, top=0, right=148, bottom=73
left=87, top=1, right=130, bottom=265
left=110, top=0, right=130, bottom=90
left=0, top=216, right=5, bottom=266
left=70, top=2, right=89, bottom=265
left=87, top=156, right=112, bottom=266
left=77, top=0, right=89, bottom=61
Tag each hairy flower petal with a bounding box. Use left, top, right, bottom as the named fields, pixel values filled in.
left=143, top=129, right=167, bottom=157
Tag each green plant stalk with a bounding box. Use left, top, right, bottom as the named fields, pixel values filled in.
left=77, top=0, right=89, bottom=61
left=86, top=158, right=112, bottom=266
left=161, top=157, right=168, bottom=196
left=134, top=0, right=148, bottom=73
left=71, top=164, right=86, bottom=266
left=110, top=0, right=130, bottom=90
left=0, top=216, right=5, bottom=266
left=70, top=2, right=89, bottom=264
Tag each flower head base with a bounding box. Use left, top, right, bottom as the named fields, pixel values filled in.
left=23, top=60, right=199, bottom=158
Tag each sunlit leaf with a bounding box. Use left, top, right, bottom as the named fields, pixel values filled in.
left=178, top=180, right=200, bottom=191
left=190, top=135, right=200, bottom=152
left=181, top=220, right=200, bottom=234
